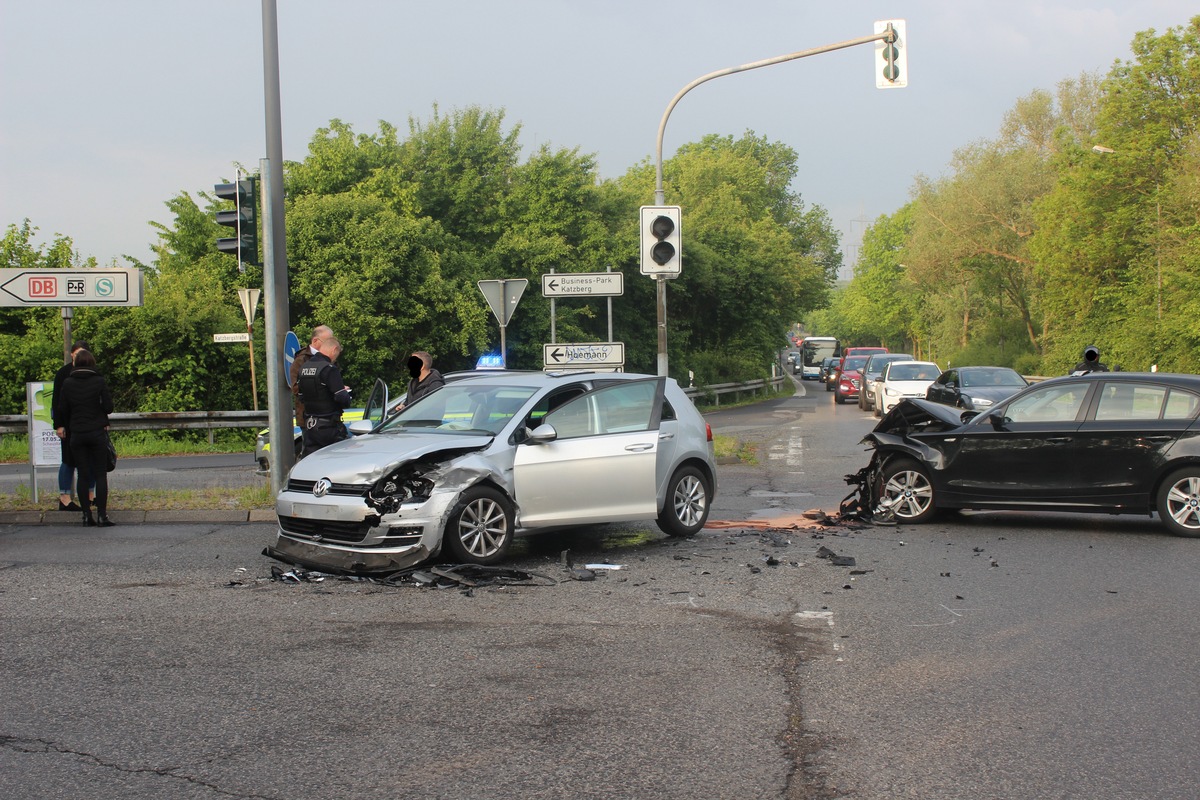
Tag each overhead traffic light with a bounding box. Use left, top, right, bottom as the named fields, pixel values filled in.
left=874, top=19, right=908, bottom=89
left=214, top=177, right=259, bottom=266
left=639, top=205, right=682, bottom=277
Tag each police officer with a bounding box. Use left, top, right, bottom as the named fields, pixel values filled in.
left=297, top=336, right=352, bottom=455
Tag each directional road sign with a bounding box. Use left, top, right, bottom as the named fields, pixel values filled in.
left=0, top=268, right=144, bottom=307
left=541, top=272, right=624, bottom=297
left=543, top=342, right=625, bottom=370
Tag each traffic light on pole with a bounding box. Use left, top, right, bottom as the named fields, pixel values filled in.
left=214, top=177, right=259, bottom=266
left=639, top=205, right=682, bottom=277
left=874, top=19, right=907, bottom=89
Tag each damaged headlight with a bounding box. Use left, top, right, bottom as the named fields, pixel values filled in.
left=367, top=465, right=435, bottom=515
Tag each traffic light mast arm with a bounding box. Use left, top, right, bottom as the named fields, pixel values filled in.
left=653, top=25, right=896, bottom=203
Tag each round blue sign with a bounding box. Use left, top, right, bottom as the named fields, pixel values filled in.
left=283, top=330, right=300, bottom=387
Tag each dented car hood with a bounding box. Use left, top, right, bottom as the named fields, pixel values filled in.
left=869, top=398, right=971, bottom=438
left=287, top=431, right=494, bottom=483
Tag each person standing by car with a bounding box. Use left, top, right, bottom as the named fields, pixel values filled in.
left=1072, top=345, right=1109, bottom=374
left=403, top=351, right=445, bottom=408
left=289, top=324, right=333, bottom=430
left=298, top=336, right=352, bottom=454
left=51, top=340, right=91, bottom=512
left=56, top=349, right=114, bottom=527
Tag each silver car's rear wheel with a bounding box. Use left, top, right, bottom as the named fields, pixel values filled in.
left=657, top=466, right=710, bottom=537
left=443, top=486, right=514, bottom=564
left=1157, top=467, right=1200, bottom=537
left=878, top=458, right=937, bottom=523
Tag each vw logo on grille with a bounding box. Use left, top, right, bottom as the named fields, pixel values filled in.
left=313, top=478, right=332, bottom=498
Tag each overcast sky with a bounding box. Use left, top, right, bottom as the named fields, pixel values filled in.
left=1, top=1, right=1195, bottom=276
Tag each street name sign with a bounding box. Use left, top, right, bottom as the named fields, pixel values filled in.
left=0, top=268, right=144, bottom=307
left=213, top=332, right=251, bottom=343
left=541, top=272, right=624, bottom=297
left=543, top=342, right=625, bottom=369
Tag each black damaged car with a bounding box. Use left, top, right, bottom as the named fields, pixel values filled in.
left=857, top=372, right=1200, bottom=537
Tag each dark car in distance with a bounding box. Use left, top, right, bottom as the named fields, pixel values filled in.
left=863, top=372, right=1200, bottom=537
left=925, top=366, right=1028, bottom=411
left=819, top=357, right=841, bottom=391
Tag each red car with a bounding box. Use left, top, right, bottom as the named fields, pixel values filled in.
left=834, top=355, right=871, bottom=405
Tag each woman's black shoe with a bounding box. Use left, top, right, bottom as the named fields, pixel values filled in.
left=82, top=510, right=96, bottom=527
left=59, top=500, right=81, bottom=512
left=97, top=515, right=115, bottom=527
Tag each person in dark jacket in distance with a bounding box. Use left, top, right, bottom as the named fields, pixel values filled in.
left=56, top=349, right=115, bottom=527
left=51, top=340, right=89, bottom=511
left=403, top=351, right=445, bottom=409
left=297, top=336, right=352, bottom=455
left=1072, top=345, right=1109, bottom=374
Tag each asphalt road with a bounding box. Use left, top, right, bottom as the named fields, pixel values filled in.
left=2, top=378, right=1197, bottom=799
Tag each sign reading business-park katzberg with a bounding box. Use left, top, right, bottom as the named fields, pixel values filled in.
left=0, top=268, right=144, bottom=307
left=540, top=272, right=624, bottom=298
left=544, top=342, right=625, bottom=370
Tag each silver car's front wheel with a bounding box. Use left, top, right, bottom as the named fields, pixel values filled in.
left=443, top=486, right=514, bottom=564
left=878, top=458, right=937, bottom=523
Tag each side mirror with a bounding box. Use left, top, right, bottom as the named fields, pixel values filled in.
left=348, top=419, right=374, bottom=436
left=986, top=410, right=1008, bottom=430
left=524, top=423, right=558, bottom=444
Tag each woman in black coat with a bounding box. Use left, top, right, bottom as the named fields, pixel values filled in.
left=56, top=349, right=115, bottom=527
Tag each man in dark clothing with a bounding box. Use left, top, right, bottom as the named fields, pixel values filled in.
left=289, top=325, right=332, bottom=430
left=403, top=351, right=445, bottom=409
left=52, top=340, right=89, bottom=511
left=1072, top=345, right=1109, bottom=374
left=57, top=349, right=115, bottom=527
left=297, top=336, right=352, bottom=455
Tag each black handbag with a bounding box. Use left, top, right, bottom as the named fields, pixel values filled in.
left=105, top=432, right=117, bottom=472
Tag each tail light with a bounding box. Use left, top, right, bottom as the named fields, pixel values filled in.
left=705, top=423, right=713, bottom=442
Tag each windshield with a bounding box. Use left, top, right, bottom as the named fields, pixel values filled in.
left=890, top=364, right=941, bottom=381
left=960, top=368, right=1026, bottom=388
left=842, top=356, right=869, bottom=372
left=376, top=383, right=537, bottom=435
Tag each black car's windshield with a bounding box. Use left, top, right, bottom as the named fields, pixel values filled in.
left=378, top=384, right=537, bottom=435
left=960, top=368, right=1026, bottom=388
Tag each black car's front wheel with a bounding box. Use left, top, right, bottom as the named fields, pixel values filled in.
left=878, top=458, right=937, bottom=523
left=657, top=465, right=711, bottom=537
left=1156, top=467, right=1200, bottom=538
left=443, top=486, right=514, bottom=564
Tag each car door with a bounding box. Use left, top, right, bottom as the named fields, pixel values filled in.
left=1071, top=380, right=1200, bottom=506
left=927, top=370, right=955, bottom=405
left=360, top=378, right=389, bottom=429
left=513, top=378, right=664, bottom=526
left=937, top=381, right=1092, bottom=503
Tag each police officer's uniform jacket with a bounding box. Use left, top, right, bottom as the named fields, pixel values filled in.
left=297, top=352, right=352, bottom=452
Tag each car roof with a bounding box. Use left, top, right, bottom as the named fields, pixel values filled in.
left=884, top=360, right=939, bottom=369
left=437, top=370, right=662, bottom=388
left=1036, top=372, right=1200, bottom=389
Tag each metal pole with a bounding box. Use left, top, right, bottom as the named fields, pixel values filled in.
left=262, top=0, right=292, bottom=492
left=606, top=265, right=613, bottom=343
left=246, top=326, right=258, bottom=411
left=549, top=268, right=556, bottom=345
left=61, top=306, right=72, bottom=361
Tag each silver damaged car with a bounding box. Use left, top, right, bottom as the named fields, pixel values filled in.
left=265, top=371, right=718, bottom=574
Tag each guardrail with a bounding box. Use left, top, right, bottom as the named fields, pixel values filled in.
left=0, top=376, right=790, bottom=436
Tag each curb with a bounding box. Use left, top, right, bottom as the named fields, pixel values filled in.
left=0, top=509, right=277, bottom=526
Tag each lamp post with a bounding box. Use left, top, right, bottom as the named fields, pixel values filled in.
left=650, top=24, right=902, bottom=377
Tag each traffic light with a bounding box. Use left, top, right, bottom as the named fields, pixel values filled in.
left=874, top=19, right=908, bottom=89
left=639, top=205, right=682, bottom=277
left=214, top=177, right=259, bottom=266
